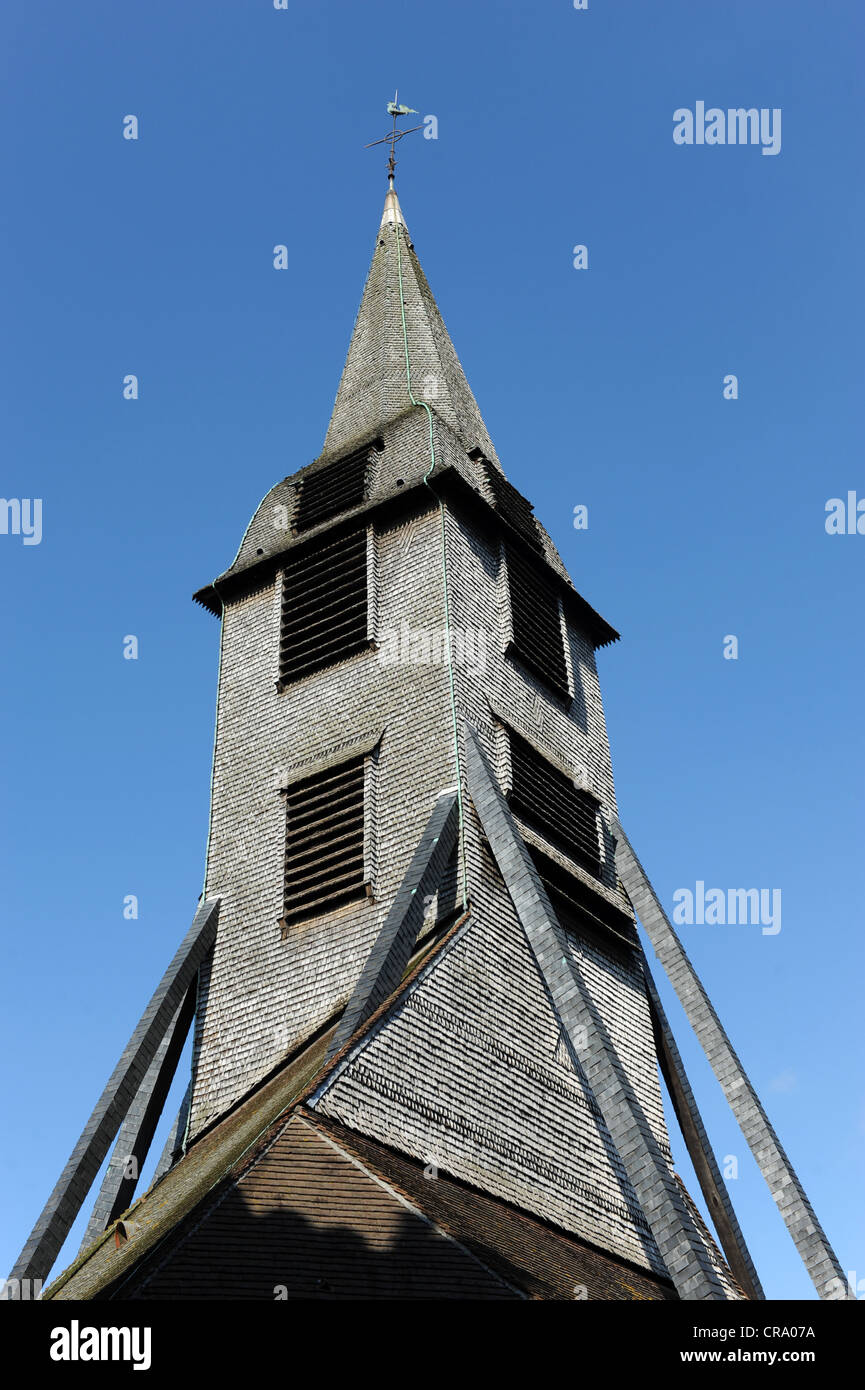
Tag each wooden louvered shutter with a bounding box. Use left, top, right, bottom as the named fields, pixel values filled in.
left=279, top=530, right=368, bottom=685
left=282, top=755, right=367, bottom=927
left=527, top=846, right=637, bottom=959
left=508, top=732, right=601, bottom=880
left=505, top=546, right=569, bottom=698
left=294, top=439, right=382, bottom=533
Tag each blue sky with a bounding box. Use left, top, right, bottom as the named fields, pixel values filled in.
left=1, top=0, right=862, bottom=1298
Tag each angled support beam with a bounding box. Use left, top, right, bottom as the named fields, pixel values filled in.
left=151, top=1079, right=193, bottom=1185
left=8, top=897, right=219, bottom=1292
left=464, top=727, right=729, bottom=1301
left=640, top=949, right=765, bottom=1300
left=328, top=791, right=459, bottom=1059
left=78, top=979, right=197, bottom=1255
left=612, top=819, right=853, bottom=1301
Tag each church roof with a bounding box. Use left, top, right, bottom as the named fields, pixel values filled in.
left=101, top=1110, right=678, bottom=1301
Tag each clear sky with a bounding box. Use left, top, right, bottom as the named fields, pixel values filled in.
left=1, top=0, right=862, bottom=1299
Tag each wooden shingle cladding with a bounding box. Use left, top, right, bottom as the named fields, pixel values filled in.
left=507, top=732, right=602, bottom=880
left=278, top=528, right=368, bottom=686
left=282, top=755, right=367, bottom=928
left=504, top=544, right=569, bottom=697
left=294, top=438, right=383, bottom=533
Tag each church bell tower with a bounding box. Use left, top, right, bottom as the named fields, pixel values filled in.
left=11, top=161, right=852, bottom=1303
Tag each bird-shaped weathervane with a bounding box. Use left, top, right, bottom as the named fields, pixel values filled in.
left=366, top=91, right=423, bottom=187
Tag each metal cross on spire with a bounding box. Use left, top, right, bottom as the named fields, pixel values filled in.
left=365, top=90, right=423, bottom=187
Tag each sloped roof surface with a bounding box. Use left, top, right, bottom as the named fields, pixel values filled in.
left=103, top=1110, right=677, bottom=1301
left=322, top=187, right=502, bottom=470
left=123, top=1112, right=520, bottom=1300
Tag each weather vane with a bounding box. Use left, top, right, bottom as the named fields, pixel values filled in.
left=365, top=90, right=423, bottom=187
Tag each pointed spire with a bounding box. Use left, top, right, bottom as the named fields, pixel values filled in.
left=380, top=186, right=408, bottom=230
left=322, top=188, right=501, bottom=468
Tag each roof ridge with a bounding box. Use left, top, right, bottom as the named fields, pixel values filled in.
left=301, top=1110, right=678, bottom=1300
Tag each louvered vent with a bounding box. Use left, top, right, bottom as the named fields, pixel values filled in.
left=482, top=460, right=542, bottom=550
left=506, top=546, right=569, bottom=697
left=283, top=756, right=366, bottom=926
left=528, top=846, right=637, bottom=959
left=279, top=529, right=368, bottom=685
left=508, top=732, right=601, bottom=879
left=294, top=439, right=382, bottom=533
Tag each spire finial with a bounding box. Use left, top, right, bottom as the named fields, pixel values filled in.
left=365, top=90, right=423, bottom=189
